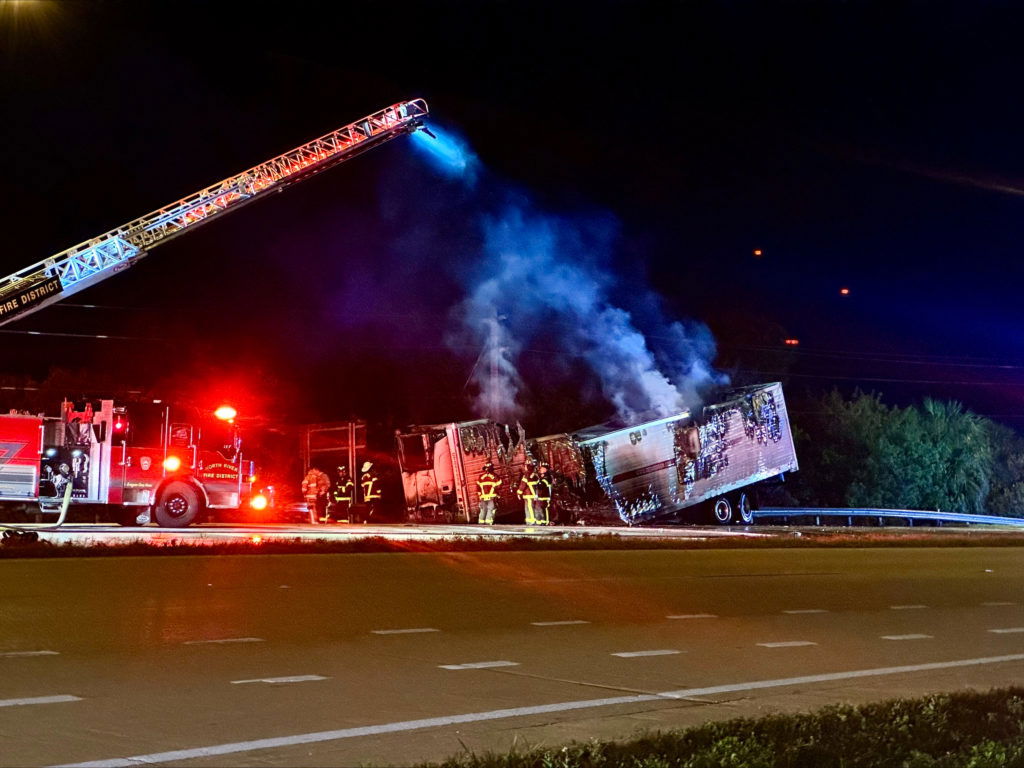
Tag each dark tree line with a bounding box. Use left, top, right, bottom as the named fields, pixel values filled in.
left=787, top=391, right=1024, bottom=517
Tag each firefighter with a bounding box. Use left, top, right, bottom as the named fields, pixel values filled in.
left=476, top=461, right=502, bottom=524
left=301, top=466, right=330, bottom=524
left=534, top=462, right=553, bottom=525
left=360, top=461, right=381, bottom=523
left=330, top=465, right=355, bottom=523
left=517, top=462, right=540, bottom=525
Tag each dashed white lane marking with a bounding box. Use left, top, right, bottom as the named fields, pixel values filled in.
left=439, top=661, right=519, bottom=670
left=890, top=604, right=928, bottom=610
left=55, top=653, right=1024, bottom=768
left=612, top=649, right=681, bottom=658
left=184, top=637, right=265, bottom=645
left=371, top=628, right=441, bottom=635
left=988, top=627, right=1024, bottom=634
left=0, top=650, right=59, bottom=657
left=231, top=675, right=328, bottom=685
left=666, top=614, right=717, bottom=620
left=784, top=609, right=828, bottom=614
left=531, top=620, right=590, bottom=627
left=982, top=602, right=1018, bottom=607
left=757, top=641, right=817, bottom=648
left=882, top=634, right=933, bottom=641
left=1, top=694, right=80, bottom=708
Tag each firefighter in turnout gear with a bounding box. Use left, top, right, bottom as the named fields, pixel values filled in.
left=476, top=461, right=502, bottom=524
left=301, top=467, right=331, bottom=524
left=517, top=463, right=540, bottom=525
left=534, top=462, right=553, bottom=525
left=359, top=461, right=381, bottom=523
left=330, top=466, right=355, bottom=522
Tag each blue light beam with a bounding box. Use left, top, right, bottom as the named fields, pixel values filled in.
left=410, top=124, right=480, bottom=187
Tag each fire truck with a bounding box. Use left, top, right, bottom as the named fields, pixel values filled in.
left=0, top=399, right=264, bottom=527
left=0, top=99, right=430, bottom=527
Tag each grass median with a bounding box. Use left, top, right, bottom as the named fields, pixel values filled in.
left=425, top=688, right=1024, bottom=768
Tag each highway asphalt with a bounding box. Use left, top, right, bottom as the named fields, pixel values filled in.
left=2, top=547, right=1024, bottom=766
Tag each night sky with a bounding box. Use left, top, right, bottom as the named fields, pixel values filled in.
left=3, top=1, right=1024, bottom=431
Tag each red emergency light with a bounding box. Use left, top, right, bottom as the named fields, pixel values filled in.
left=784, top=338, right=800, bottom=346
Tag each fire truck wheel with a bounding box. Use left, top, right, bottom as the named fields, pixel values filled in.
left=737, top=492, right=755, bottom=525
left=154, top=482, right=202, bottom=528
left=711, top=496, right=734, bottom=525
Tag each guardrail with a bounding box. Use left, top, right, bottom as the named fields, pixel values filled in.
left=755, top=507, right=1024, bottom=527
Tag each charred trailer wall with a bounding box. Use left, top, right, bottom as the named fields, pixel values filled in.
left=577, top=382, right=798, bottom=524
left=397, top=420, right=529, bottom=522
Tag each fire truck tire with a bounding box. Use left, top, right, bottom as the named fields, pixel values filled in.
left=154, top=482, right=202, bottom=528
left=710, top=496, right=734, bottom=525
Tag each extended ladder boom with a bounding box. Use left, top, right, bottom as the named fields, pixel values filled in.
left=0, top=99, right=429, bottom=326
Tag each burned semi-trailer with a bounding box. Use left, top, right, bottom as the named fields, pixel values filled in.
left=396, top=419, right=530, bottom=523
left=536, top=382, right=798, bottom=525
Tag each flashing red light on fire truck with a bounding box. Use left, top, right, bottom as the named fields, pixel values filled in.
left=784, top=338, right=800, bottom=346
left=249, top=494, right=269, bottom=511
left=163, top=455, right=182, bottom=472
left=214, top=405, right=237, bottom=423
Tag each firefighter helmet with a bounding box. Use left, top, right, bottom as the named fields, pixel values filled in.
left=361, top=461, right=373, bottom=473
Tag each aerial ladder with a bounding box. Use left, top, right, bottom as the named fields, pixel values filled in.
left=0, top=99, right=429, bottom=326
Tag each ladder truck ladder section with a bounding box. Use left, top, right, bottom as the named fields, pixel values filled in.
left=0, top=99, right=429, bottom=327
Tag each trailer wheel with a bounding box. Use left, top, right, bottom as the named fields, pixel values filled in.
left=154, top=482, right=202, bottom=528
left=737, top=492, right=755, bottom=525
left=711, top=496, right=733, bottom=525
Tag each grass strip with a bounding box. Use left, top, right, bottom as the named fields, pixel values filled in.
left=2, top=529, right=1024, bottom=558
left=424, top=687, right=1024, bottom=768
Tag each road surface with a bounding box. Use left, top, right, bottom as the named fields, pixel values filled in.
left=2, top=547, right=1023, bottom=766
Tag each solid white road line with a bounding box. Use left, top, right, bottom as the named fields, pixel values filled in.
left=0, top=650, right=59, bottom=657
left=881, top=634, right=933, bottom=641
left=531, top=620, right=590, bottom=627
left=666, top=614, right=717, bottom=620
left=612, top=650, right=681, bottom=658
left=784, top=609, right=828, bottom=614
left=439, top=661, right=519, bottom=670
left=371, top=628, right=441, bottom=635
left=982, top=602, right=1018, bottom=607
left=890, top=605, right=928, bottom=610
left=988, top=628, right=1024, bottom=634
left=757, top=641, right=817, bottom=648
left=231, top=675, right=328, bottom=685
left=183, top=637, right=265, bottom=645
left=54, top=653, right=1024, bottom=768
left=1, top=694, right=80, bottom=708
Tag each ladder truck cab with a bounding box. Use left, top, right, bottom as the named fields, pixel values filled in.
left=0, top=399, right=268, bottom=527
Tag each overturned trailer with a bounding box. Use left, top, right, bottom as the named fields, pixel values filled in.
left=396, top=419, right=530, bottom=523
left=536, top=382, right=798, bottom=525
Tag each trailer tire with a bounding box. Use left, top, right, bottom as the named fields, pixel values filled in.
left=711, top=496, right=733, bottom=525
left=154, top=482, right=202, bottom=528
left=737, top=492, right=755, bottom=525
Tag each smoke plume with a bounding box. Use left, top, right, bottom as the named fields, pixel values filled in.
left=406, top=123, right=726, bottom=424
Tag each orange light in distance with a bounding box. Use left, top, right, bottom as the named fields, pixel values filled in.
left=753, top=248, right=763, bottom=257
left=163, top=455, right=182, bottom=472
left=249, top=494, right=268, bottom=511
left=839, top=287, right=851, bottom=296
left=214, top=405, right=237, bottom=421
left=250, top=535, right=263, bottom=545
left=784, top=338, right=800, bottom=346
